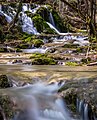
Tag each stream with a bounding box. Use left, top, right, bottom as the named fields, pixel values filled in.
left=0, top=65, right=97, bottom=120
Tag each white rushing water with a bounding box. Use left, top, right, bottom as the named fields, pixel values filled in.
left=21, top=12, right=39, bottom=35
left=22, top=47, right=48, bottom=53
left=3, top=81, right=77, bottom=120
left=21, top=4, right=40, bottom=35
left=49, top=12, right=55, bottom=27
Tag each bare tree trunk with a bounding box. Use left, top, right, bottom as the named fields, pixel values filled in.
left=7, top=0, right=22, bottom=32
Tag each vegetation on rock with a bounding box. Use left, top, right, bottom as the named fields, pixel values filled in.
left=0, top=75, right=12, bottom=88
left=30, top=53, right=57, bottom=65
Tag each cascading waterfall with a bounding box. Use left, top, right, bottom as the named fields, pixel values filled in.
left=21, top=12, right=39, bottom=35
left=21, top=4, right=40, bottom=35
left=0, top=3, right=40, bottom=35
left=2, top=81, right=78, bottom=120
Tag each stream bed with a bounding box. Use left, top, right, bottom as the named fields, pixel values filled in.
left=0, top=65, right=97, bottom=120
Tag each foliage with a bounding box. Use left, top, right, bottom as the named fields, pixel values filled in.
left=81, top=57, right=91, bottom=64
left=52, top=10, right=68, bottom=32
left=32, top=39, right=44, bottom=48
left=0, top=75, right=12, bottom=88
left=30, top=53, right=57, bottom=65
left=32, top=14, right=56, bottom=34
left=63, top=44, right=79, bottom=48
left=65, top=61, right=79, bottom=66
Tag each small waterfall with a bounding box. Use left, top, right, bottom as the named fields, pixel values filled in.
left=21, top=4, right=40, bottom=34
left=3, top=81, right=77, bottom=120
left=0, top=6, right=12, bottom=23
left=76, top=99, right=96, bottom=120
left=21, top=12, right=39, bottom=35
left=46, top=22, right=60, bottom=34
left=84, top=104, right=89, bottom=120
left=49, top=12, right=55, bottom=27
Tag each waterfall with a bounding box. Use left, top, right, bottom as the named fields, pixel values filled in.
left=49, top=12, right=55, bottom=27
left=0, top=6, right=12, bottom=23
left=21, top=12, right=39, bottom=35
left=47, top=22, right=69, bottom=35
left=4, top=81, right=77, bottom=120
left=76, top=99, right=95, bottom=120
left=22, top=3, right=40, bottom=13
left=84, top=104, right=89, bottom=120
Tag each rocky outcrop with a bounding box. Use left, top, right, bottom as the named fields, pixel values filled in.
left=59, top=76, right=97, bottom=119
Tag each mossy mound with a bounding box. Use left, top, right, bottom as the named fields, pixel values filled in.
left=30, top=53, right=57, bottom=65
left=32, top=14, right=56, bottom=34
left=65, top=61, right=79, bottom=66
left=52, top=10, right=68, bottom=32
left=0, top=75, right=12, bottom=88
left=36, top=7, right=49, bottom=22
left=32, top=39, right=44, bottom=48
left=36, top=5, right=69, bottom=33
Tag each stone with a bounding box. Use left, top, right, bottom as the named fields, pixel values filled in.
left=0, top=75, right=12, bottom=88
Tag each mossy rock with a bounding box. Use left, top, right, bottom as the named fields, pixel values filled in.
left=32, top=14, right=56, bottom=34
left=81, top=57, right=91, bottom=64
left=52, top=10, right=68, bottom=32
left=30, top=53, right=57, bottom=65
left=0, top=95, right=14, bottom=119
left=63, top=44, right=79, bottom=48
left=32, top=57, right=57, bottom=65
left=24, top=11, right=33, bottom=18
left=0, top=48, right=5, bottom=52
left=65, top=61, right=79, bottom=66
left=16, top=48, right=22, bottom=52
left=18, top=44, right=29, bottom=49
left=0, top=75, right=12, bottom=88
left=30, top=53, right=47, bottom=59
left=36, top=7, right=49, bottom=22
left=32, top=39, right=44, bottom=48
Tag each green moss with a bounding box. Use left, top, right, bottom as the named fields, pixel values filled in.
left=52, top=10, right=68, bottom=32
left=0, top=48, right=5, bottom=52
left=30, top=53, right=57, bottom=65
left=32, top=14, right=56, bottom=34
left=16, top=48, right=22, bottom=52
left=24, top=11, right=33, bottom=18
left=30, top=53, right=47, bottom=59
left=0, top=95, right=14, bottom=119
left=36, top=7, right=49, bottom=22
left=63, top=44, right=79, bottom=48
left=0, top=75, right=12, bottom=88
left=18, top=44, right=29, bottom=49
left=65, top=61, right=79, bottom=66
left=32, top=39, right=44, bottom=48
left=32, top=57, right=56, bottom=65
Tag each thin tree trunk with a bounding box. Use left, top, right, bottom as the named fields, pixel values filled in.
left=7, top=0, right=22, bottom=32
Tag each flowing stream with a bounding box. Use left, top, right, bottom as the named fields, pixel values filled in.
left=0, top=65, right=97, bottom=120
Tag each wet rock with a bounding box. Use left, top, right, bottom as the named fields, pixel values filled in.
left=0, top=75, right=12, bottom=88
left=12, top=59, right=23, bottom=64
left=59, top=76, right=97, bottom=118
left=0, top=95, right=14, bottom=120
